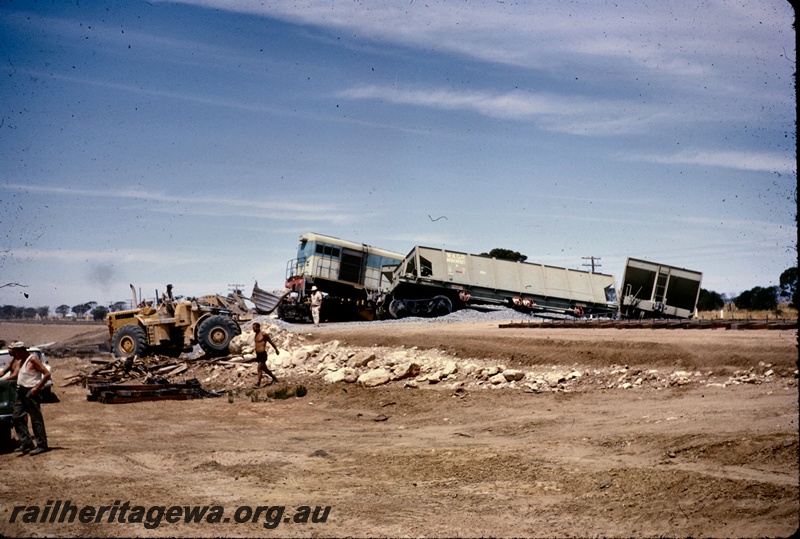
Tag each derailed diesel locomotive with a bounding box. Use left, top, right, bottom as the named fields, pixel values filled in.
left=268, top=233, right=405, bottom=323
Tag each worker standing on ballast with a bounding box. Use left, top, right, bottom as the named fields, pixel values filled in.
left=310, top=286, right=323, bottom=325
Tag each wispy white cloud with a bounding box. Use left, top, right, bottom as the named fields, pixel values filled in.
left=2, top=67, right=288, bottom=115
left=0, top=183, right=383, bottom=226
left=622, top=150, right=797, bottom=174
left=337, top=84, right=673, bottom=136
left=161, top=0, right=793, bottom=87
left=1, top=183, right=338, bottom=214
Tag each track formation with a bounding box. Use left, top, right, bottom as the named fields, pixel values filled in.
left=499, top=317, right=798, bottom=330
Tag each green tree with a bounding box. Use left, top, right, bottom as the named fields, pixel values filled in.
left=56, top=304, right=71, bottom=317
left=696, top=289, right=724, bottom=311
left=481, top=248, right=528, bottom=263
left=779, top=267, right=798, bottom=308
left=71, top=303, right=92, bottom=317
left=36, top=306, right=50, bottom=319
left=108, top=301, right=128, bottom=312
left=91, top=305, right=109, bottom=321
left=734, top=286, right=778, bottom=311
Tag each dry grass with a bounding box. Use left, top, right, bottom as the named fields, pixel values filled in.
left=697, top=302, right=798, bottom=321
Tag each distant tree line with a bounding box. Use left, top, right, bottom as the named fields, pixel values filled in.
left=0, top=305, right=51, bottom=320
left=0, top=300, right=130, bottom=321
left=698, top=266, right=797, bottom=312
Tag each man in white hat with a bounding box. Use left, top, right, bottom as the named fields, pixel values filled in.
left=8, top=341, right=50, bottom=455
left=310, top=286, right=323, bottom=325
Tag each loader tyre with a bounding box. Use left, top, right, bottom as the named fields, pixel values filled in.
left=112, top=324, right=149, bottom=357
left=198, top=315, right=241, bottom=356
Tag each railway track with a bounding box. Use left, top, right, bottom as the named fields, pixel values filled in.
left=498, top=318, right=798, bottom=330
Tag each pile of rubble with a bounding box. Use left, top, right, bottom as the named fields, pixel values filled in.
left=186, top=323, right=797, bottom=393
left=63, top=355, right=192, bottom=386
left=69, top=322, right=799, bottom=394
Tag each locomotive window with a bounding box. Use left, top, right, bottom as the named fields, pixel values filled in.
left=315, top=244, right=341, bottom=258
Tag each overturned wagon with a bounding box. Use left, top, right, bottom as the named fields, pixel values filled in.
left=378, top=246, right=619, bottom=319
left=619, top=258, right=702, bottom=319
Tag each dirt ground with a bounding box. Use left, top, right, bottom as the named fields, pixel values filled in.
left=0, top=320, right=798, bottom=538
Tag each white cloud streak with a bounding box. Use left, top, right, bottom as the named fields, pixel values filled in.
left=337, top=84, right=674, bottom=136
left=623, top=150, right=797, bottom=174
left=1, top=183, right=340, bottom=216
left=160, top=0, right=793, bottom=87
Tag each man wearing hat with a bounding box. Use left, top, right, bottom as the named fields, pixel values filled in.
left=310, top=285, right=323, bottom=325
left=8, top=341, right=50, bottom=455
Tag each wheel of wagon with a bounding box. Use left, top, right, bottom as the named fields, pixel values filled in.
left=388, top=299, right=407, bottom=319
left=430, top=295, right=453, bottom=317
left=198, top=315, right=241, bottom=357
left=112, top=324, right=149, bottom=357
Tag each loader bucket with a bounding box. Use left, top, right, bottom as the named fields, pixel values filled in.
left=251, top=283, right=289, bottom=314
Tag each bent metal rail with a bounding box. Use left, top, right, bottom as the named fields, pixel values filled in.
left=498, top=318, right=798, bottom=330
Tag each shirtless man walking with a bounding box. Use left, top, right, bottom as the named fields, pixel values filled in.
left=252, top=322, right=280, bottom=388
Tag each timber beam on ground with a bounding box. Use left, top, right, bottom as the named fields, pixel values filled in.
left=498, top=318, right=798, bottom=330
left=86, top=378, right=219, bottom=404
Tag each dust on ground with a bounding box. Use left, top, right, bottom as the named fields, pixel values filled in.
left=0, top=320, right=797, bottom=538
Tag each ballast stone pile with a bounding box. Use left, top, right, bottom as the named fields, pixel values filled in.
left=190, top=322, right=797, bottom=393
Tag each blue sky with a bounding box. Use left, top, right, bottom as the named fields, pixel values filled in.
left=0, top=0, right=796, bottom=311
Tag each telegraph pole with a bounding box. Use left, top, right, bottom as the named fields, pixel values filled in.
left=582, top=256, right=601, bottom=273
left=227, top=284, right=245, bottom=295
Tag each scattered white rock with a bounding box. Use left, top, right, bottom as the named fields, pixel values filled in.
left=349, top=351, right=376, bottom=368
left=358, top=368, right=391, bottom=387
left=443, top=361, right=458, bottom=377
left=502, top=369, right=525, bottom=382
left=544, top=372, right=564, bottom=387
left=489, top=373, right=506, bottom=385
left=391, top=362, right=421, bottom=380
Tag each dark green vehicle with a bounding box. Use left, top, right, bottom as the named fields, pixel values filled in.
left=0, top=379, right=15, bottom=452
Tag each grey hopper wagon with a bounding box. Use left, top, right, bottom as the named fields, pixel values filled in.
left=378, top=246, right=619, bottom=319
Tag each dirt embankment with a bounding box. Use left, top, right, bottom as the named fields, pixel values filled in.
left=0, top=320, right=109, bottom=354
left=305, top=321, right=799, bottom=373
